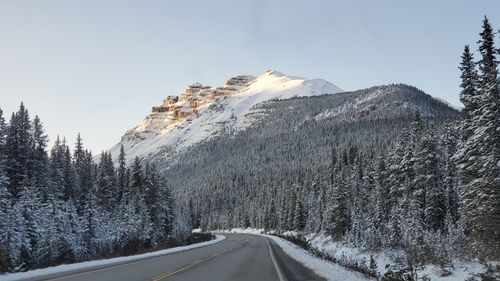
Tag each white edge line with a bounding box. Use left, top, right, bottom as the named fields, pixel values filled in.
left=267, top=238, right=288, bottom=281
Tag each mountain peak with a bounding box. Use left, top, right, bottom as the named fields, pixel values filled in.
left=263, top=69, right=286, bottom=77
left=107, top=71, right=343, bottom=163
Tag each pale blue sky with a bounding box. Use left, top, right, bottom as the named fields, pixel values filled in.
left=1, top=0, right=499, bottom=153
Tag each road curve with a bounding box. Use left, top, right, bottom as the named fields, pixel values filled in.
left=18, top=233, right=326, bottom=281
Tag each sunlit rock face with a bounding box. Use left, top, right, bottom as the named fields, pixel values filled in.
left=107, top=70, right=342, bottom=164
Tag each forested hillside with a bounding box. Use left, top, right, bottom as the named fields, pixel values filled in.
left=167, top=17, right=499, bottom=270
left=167, top=84, right=462, bottom=263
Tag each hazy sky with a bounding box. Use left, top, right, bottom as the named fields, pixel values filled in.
left=1, top=0, right=499, bottom=154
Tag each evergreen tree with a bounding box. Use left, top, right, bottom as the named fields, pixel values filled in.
left=62, top=145, right=78, bottom=202
left=144, top=164, right=164, bottom=245
left=458, top=45, right=480, bottom=140
left=117, top=144, right=127, bottom=203
left=417, top=125, right=445, bottom=231
left=82, top=187, right=100, bottom=257
left=130, top=157, right=143, bottom=195
left=30, top=116, right=50, bottom=198
left=474, top=17, right=500, bottom=253
left=0, top=171, right=11, bottom=272
left=330, top=167, right=350, bottom=239
left=441, top=124, right=459, bottom=222
left=96, top=152, right=116, bottom=210
left=5, top=103, right=32, bottom=199
left=264, top=199, right=277, bottom=231
left=293, top=196, right=305, bottom=231
left=0, top=108, right=7, bottom=156
left=456, top=17, right=500, bottom=256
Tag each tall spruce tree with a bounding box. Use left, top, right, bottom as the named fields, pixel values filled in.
left=117, top=144, right=127, bottom=203
left=0, top=109, right=10, bottom=270
left=5, top=103, right=32, bottom=199
left=96, top=152, right=116, bottom=210
left=456, top=17, right=500, bottom=257
left=474, top=16, right=500, bottom=253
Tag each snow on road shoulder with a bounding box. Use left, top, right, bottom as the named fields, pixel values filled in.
left=217, top=228, right=368, bottom=281
left=223, top=229, right=494, bottom=281
left=0, top=235, right=226, bottom=281
left=263, top=234, right=370, bottom=281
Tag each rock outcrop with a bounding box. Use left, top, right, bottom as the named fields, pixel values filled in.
left=107, top=70, right=343, bottom=164
left=132, top=75, right=256, bottom=136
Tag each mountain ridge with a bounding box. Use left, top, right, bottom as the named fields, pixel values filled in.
left=106, top=71, right=459, bottom=168
left=106, top=70, right=343, bottom=163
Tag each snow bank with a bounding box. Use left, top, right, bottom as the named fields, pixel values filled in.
left=304, top=232, right=492, bottom=281
left=219, top=228, right=369, bottom=281
left=223, top=229, right=496, bottom=281
left=0, top=235, right=225, bottom=281
left=263, top=234, right=370, bottom=281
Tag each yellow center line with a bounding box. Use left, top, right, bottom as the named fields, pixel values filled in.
left=152, top=240, right=248, bottom=281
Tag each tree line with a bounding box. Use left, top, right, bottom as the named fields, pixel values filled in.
left=0, top=105, right=189, bottom=272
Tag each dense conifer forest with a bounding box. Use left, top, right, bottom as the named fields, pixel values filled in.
left=0, top=106, right=192, bottom=272
left=168, top=17, right=499, bottom=267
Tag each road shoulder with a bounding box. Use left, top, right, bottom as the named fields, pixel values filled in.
left=0, top=235, right=226, bottom=281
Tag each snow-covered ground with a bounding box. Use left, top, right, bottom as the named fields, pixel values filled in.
left=0, top=235, right=225, bottom=281
left=303, top=232, right=494, bottom=281
left=220, top=228, right=497, bottom=281
left=217, top=228, right=370, bottom=281
left=265, top=233, right=370, bottom=281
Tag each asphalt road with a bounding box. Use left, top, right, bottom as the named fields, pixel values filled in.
left=20, top=233, right=326, bottom=281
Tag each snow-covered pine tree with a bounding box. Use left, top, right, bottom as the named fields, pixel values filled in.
left=0, top=108, right=6, bottom=158
left=130, top=157, right=143, bottom=194
left=82, top=186, right=100, bottom=257
left=330, top=162, right=351, bottom=239
left=96, top=152, right=116, bottom=210
left=264, top=199, right=277, bottom=231
left=15, top=182, right=41, bottom=270
left=159, top=178, right=174, bottom=240
left=144, top=164, right=167, bottom=245
left=117, top=144, right=127, bottom=203
left=475, top=17, right=500, bottom=253
left=457, top=45, right=480, bottom=140
left=456, top=18, right=500, bottom=256
left=455, top=45, right=482, bottom=233
left=73, top=135, right=94, bottom=213
left=49, top=137, right=66, bottom=199
left=5, top=103, right=32, bottom=199
left=373, top=156, right=389, bottom=228
left=441, top=123, right=459, bottom=222
left=72, top=133, right=85, bottom=176
left=30, top=116, right=50, bottom=199
left=418, top=124, right=446, bottom=231
left=0, top=143, right=11, bottom=271
left=62, top=145, right=78, bottom=203
left=293, top=195, right=305, bottom=231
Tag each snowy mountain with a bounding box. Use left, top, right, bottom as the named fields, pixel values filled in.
left=107, top=70, right=343, bottom=163
left=167, top=83, right=459, bottom=198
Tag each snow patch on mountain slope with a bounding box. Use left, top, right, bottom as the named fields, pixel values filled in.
left=107, top=70, right=342, bottom=163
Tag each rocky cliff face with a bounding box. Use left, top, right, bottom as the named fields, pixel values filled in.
left=128, top=75, right=256, bottom=136
left=107, top=70, right=343, bottom=163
